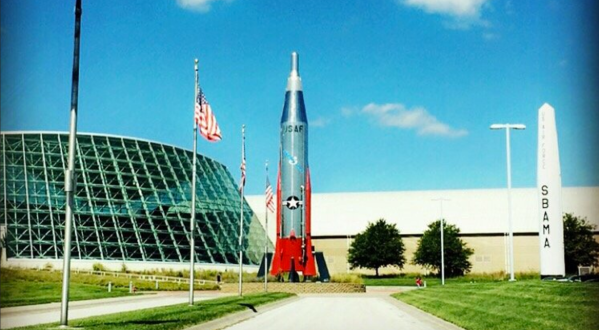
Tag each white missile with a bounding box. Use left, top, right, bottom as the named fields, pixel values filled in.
left=537, top=103, right=565, bottom=277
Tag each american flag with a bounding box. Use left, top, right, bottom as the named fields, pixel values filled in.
left=239, top=127, right=246, bottom=192
left=195, top=89, right=222, bottom=142
left=265, top=176, right=275, bottom=213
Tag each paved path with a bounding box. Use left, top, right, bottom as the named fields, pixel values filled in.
left=0, top=291, right=228, bottom=329
left=198, top=292, right=463, bottom=330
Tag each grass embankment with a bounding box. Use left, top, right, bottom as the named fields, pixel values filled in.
left=102, top=263, right=271, bottom=284
left=363, top=272, right=538, bottom=286
left=393, top=280, right=599, bottom=330
left=1, top=279, right=131, bottom=308
left=17, top=292, right=294, bottom=330
left=1, top=268, right=132, bottom=308
left=0, top=268, right=218, bottom=308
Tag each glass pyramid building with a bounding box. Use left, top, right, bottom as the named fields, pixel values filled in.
left=0, top=132, right=270, bottom=266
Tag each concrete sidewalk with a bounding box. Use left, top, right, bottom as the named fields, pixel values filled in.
left=198, top=293, right=463, bottom=330
left=0, top=291, right=229, bottom=329
left=187, top=289, right=462, bottom=330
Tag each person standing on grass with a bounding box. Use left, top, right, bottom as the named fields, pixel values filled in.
left=416, top=276, right=423, bottom=287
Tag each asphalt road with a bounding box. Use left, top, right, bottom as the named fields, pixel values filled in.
left=0, top=291, right=227, bottom=329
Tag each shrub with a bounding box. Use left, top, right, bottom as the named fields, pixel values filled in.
left=92, top=263, right=106, bottom=272
left=563, top=213, right=599, bottom=274
left=412, top=220, right=474, bottom=277
left=330, top=273, right=364, bottom=284
left=348, top=219, right=406, bottom=277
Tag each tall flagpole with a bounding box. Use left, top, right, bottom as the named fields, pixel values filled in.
left=189, top=58, right=199, bottom=306
left=238, top=125, right=245, bottom=296
left=264, top=161, right=269, bottom=292
left=60, top=0, right=82, bottom=326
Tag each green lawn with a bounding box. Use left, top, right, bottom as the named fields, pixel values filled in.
left=0, top=268, right=165, bottom=308
left=393, top=280, right=599, bottom=330
left=363, top=272, right=539, bottom=287
left=1, top=279, right=131, bottom=308
left=1, top=267, right=219, bottom=307
left=17, top=292, right=294, bottom=330
left=363, top=275, right=426, bottom=286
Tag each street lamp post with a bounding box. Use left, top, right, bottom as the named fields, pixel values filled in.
left=60, top=0, right=82, bottom=326
left=432, top=198, right=450, bottom=285
left=490, top=123, right=526, bottom=282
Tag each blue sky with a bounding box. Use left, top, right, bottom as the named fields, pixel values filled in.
left=1, top=0, right=597, bottom=195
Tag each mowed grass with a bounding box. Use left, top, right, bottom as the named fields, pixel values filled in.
left=1, top=268, right=219, bottom=292
left=363, top=275, right=423, bottom=286
left=17, top=292, right=294, bottom=330
left=393, top=280, right=599, bottom=330
left=1, top=267, right=219, bottom=307
left=0, top=278, right=130, bottom=308
left=363, top=272, right=539, bottom=287
left=1, top=268, right=144, bottom=308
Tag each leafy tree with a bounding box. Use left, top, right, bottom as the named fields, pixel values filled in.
left=348, top=219, right=406, bottom=277
left=563, top=213, right=599, bottom=274
left=412, top=220, right=474, bottom=277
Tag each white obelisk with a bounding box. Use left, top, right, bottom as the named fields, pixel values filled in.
left=537, top=103, right=565, bottom=277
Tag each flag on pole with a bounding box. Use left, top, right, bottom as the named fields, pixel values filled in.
left=195, top=88, right=222, bottom=142
left=239, top=126, right=246, bottom=192
left=265, top=176, right=275, bottom=213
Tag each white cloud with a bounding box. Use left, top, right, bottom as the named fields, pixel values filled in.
left=400, top=0, right=492, bottom=29
left=176, top=0, right=231, bottom=12
left=401, top=0, right=488, bottom=18
left=505, top=0, right=514, bottom=15
left=341, top=107, right=358, bottom=117
left=310, top=117, right=331, bottom=128
left=362, top=103, right=468, bottom=138
left=482, top=32, right=499, bottom=40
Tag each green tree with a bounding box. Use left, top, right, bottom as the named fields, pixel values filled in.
left=348, top=219, right=406, bottom=277
left=412, top=220, right=474, bottom=277
left=563, top=213, right=599, bottom=274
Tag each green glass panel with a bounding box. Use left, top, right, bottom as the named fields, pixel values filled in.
left=0, top=132, right=271, bottom=266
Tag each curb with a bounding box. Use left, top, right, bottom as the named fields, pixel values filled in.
left=184, top=296, right=301, bottom=330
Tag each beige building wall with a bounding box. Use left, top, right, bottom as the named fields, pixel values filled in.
left=246, top=187, right=599, bottom=276
left=312, top=236, right=436, bottom=275
left=313, top=235, right=558, bottom=276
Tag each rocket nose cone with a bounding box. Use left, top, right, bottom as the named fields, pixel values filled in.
left=286, top=52, right=303, bottom=91
left=291, top=52, right=299, bottom=75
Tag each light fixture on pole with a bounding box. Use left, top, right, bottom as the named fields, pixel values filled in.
left=432, top=198, right=450, bottom=285
left=490, top=123, right=526, bottom=282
